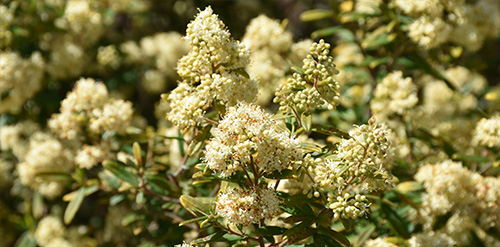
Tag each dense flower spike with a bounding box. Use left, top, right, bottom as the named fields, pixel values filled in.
left=275, top=39, right=341, bottom=114
left=205, top=103, right=303, bottom=177
left=216, top=187, right=280, bottom=226
left=167, top=6, right=258, bottom=131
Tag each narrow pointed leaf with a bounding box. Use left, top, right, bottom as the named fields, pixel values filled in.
left=103, top=160, right=139, bottom=186
left=64, top=187, right=85, bottom=224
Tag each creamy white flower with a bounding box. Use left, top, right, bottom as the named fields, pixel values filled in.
left=205, top=103, right=303, bottom=177
left=216, top=187, right=280, bottom=226
left=474, top=115, right=500, bottom=148
left=35, top=216, right=66, bottom=246
left=371, top=71, right=418, bottom=118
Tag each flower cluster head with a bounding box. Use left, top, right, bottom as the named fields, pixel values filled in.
left=0, top=51, right=45, bottom=114
left=216, top=186, right=280, bottom=226
left=0, top=5, right=13, bottom=48
left=54, top=0, right=103, bottom=47
left=315, top=118, right=394, bottom=219
left=242, top=15, right=295, bottom=104
left=120, top=32, right=189, bottom=94
left=473, top=115, right=500, bottom=148
left=243, top=15, right=293, bottom=53
left=275, top=39, right=340, bottom=114
left=167, top=7, right=258, bottom=131
left=394, top=0, right=500, bottom=50
left=35, top=216, right=66, bottom=246
left=413, top=160, right=500, bottom=244
left=17, top=133, right=73, bottom=199
left=204, top=103, right=303, bottom=177
left=371, top=71, right=418, bottom=119
left=49, top=78, right=133, bottom=141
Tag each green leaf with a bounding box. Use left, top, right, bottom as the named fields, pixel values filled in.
left=145, top=174, right=172, bottom=192
left=110, top=194, right=125, bottom=206
left=396, top=181, right=423, bottom=193
left=352, top=225, right=376, bottom=247
left=180, top=195, right=214, bottom=217
left=284, top=219, right=313, bottom=238
left=381, top=203, right=411, bottom=238
left=361, top=56, right=391, bottom=69
left=179, top=216, right=208, bottom=226
left=317, top=227, right=350, bottom=247
left=362, top=32, right=397, bottom=50
left=300, top=142, right=323, bottom=153
left=102, top=160, right=139, bottom=186
left=14, top=231, right=36, bottom=247
left=64, top=187, right=85, bottom=224
left=253, top=226, right=287, bottom=237
left=301, top=113, right=312, bottom=132
left=312, top=126, right=350, bottom=139
left=289, top=227, right=316, bottom=243
left=291, top=66, right=305, bottom=74
left=136, top=191, right=145, bottom=205
left=133, top=142, right=142, bottom=168
left=235, top=68, right=250, bottom=79
left=190, top=231, right=225, bottom=244
left=339, top=12, right=380, bottom=23
left=284, top=214, right=311, bottom=224
left=300, top=9, right=333, bottom=22
left=452, top=154, right=490, bottom=163
left=312, top=26, right=345, bottom=39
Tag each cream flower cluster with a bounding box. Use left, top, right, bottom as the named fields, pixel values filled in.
left=0, top=51, right=45, bottom=114
left=315, top=118, right=394, bottom=219
left=45, top=35, right=87, bottom=79
left=275, top=39, right=341, bottom=114
left=0, top=121, right=39, bottom=158
left=371, top=71, right=418, bottom=119
left=414, top=160, right=500, bottom=245
left=408, top=232, right=455, bottom=247
left=120, top=32, right=189, bottom=94
left=97, top=45, right=120, bottom=69
left=49, top=78, right=133, bottom=141
left=54, top=0, right=103, bottom=47
left=167, top=7, right=258, bottom=130
left=365, top=237, right=399, bottom=247
left=34, top=215, right=90, bottom=247
left=216, top=187, right=280, bottom=226
left=473, top=115, right=500, bottom=148
left=242, top=15, right=294, bottom=104
left=243, top=15, right=293, bottom=53
left=0, top=5, right=13, bottom=48
left=17, top=133, right=73, bottom=199
left=35, top=216, right=67, bottom=246
left=316, top=118, right=395, bottom=192
left=205, top=103, right=303, bottom=177
left=74, top=144, right=110, bottom=170
left=394, top=0, right=500, bottom=50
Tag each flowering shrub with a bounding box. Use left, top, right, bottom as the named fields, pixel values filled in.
left=1, top=1, right=500, bottom=247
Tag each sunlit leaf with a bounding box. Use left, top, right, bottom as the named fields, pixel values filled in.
left=300, top=9, right=333, bottom=22
left=64, top=187, right=85, bottom=224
